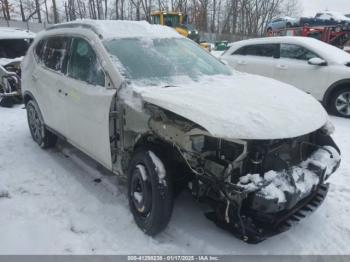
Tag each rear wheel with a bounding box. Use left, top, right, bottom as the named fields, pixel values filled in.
left=26, top=100, right=57, bottom=148
left=330, top=88, right=350, bottom=118
left=127, top=149, right=173, bottom=236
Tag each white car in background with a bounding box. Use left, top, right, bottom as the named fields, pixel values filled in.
left=221, top=36, right=350, bottom=118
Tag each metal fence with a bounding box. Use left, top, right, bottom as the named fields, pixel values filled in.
left=0, top=19, right=47, bottom=33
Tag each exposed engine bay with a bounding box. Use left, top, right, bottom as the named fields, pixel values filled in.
left=143, top=105, right=341, bottom=243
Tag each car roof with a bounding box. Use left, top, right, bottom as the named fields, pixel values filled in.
left=47, top=19, right=182, bottom=40
left=0, top=27, right=35, bottom=40
left=229, top=36, right=319, bottom=47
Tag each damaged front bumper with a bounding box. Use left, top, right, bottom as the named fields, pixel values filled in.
left=206, top=146, right=341, bottom=244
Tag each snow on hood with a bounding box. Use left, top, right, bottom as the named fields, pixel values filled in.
left=136, top=74, right=328, bottom=140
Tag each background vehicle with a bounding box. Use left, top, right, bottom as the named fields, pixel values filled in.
left=270, top=25, right=350, bottom=51
left=151, top=11, right=200, bottom=42
left=300, top=11, right=350, bottom=27
left=221, top=36, right=350, bottom=118
left=0, top=27, right=35, bottom=107
left=266, top=17, right=299, bottom=32
left=22, top=20, right=340, bottom=243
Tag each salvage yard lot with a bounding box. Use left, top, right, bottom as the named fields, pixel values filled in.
left=0, top=105, right=349, bottom=254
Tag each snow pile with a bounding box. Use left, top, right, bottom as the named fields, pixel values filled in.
left=238, top=146, right=340, bottom=203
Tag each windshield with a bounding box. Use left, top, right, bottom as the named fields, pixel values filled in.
left=0, top=39, right=32, bottom=58
left=104, top=38, right=231, bottom=83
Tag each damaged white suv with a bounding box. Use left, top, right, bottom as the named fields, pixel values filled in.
left=22, top=20, right=341, bottom=243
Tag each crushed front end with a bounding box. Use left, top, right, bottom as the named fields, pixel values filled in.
left=0, top=62, right=22, bottom=107
left=190, top=130, right=340, bottom=243
left=148, top=110, right=341, bottom=243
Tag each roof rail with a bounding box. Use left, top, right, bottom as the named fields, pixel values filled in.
left=46, top=22, right=103, bottom=39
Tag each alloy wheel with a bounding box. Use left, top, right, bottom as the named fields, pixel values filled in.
left=28, top=105, right=43, bottom=143
left=335, top=91, right=350, bottom=116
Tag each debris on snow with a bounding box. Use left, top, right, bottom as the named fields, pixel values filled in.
left=0, top=189, right=10, bottom=199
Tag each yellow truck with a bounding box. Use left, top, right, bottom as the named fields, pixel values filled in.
left=151, top=11, right=200, bottom=43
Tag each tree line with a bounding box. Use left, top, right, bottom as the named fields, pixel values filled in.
left=0, top=0, right=301, bottom=36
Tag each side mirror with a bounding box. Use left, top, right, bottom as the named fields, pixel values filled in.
left=308, top=57, right=327, bottom=66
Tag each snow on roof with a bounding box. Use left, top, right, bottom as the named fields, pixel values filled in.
left=49, top=19, right=182, bottom=40
left=228, top=36, right=350, bottom=64
left=0, top=27, right=35, bottom=40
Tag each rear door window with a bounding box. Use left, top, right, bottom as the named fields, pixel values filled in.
left=233, top=44, right=278, bottom=57
left=42, top=37, right=70, bottom=73
left=67, top=38, right=105, bottom=86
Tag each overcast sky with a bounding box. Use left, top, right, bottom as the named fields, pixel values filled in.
left=301, top=0, right=350, bottom=16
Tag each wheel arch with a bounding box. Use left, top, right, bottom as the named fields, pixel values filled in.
left=132, top=133, right=191, bottom=177
left=23, top=90, right=36, bottom=106
left=323, top=79, right=350, bottom=108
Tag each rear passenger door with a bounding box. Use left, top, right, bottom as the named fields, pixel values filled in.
left=33, top=36, right=71, bottom=136
left=62, top=37, right=116, bottom=169
left=227, top=44, right=278, bottom=78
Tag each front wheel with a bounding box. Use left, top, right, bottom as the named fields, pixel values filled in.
left=127, top=149, right=173, bottom=236
left=330, top=88, right=350, bottom=118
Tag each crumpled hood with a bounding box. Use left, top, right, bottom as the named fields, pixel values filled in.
left=136, top=74, right=328, bottom=140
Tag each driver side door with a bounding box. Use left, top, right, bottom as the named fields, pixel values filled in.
left=62, top=37, right=116, bottom=169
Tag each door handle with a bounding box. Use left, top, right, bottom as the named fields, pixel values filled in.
left=277, top=64, right=288, bottom=70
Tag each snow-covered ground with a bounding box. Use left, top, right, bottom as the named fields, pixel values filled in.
left=0, top=105, right=350, bottom=254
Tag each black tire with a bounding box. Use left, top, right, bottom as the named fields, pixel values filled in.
left=267, top=27, right=273, bottom=34
left=26, top=100, right=58, bottom=148
left=286, top=22, right=292, bottom=28
left=127, top=149, right=173, bottom=236
left=329, top=87, right=350, bottom=118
